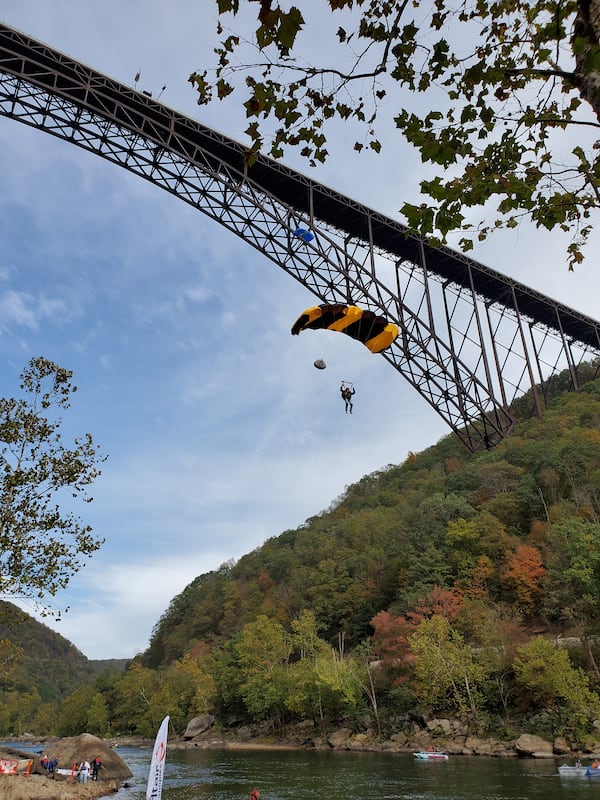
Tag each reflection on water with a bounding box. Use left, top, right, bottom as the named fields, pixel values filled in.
left=108, top=745, right=600, bottom=800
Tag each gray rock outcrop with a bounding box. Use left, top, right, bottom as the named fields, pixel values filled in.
left=514, top=733, right=553, bottom=758
left=183, top=714, right=215, bottom=739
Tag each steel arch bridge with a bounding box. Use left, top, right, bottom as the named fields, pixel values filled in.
left=1, top=21, right=599, bottom=453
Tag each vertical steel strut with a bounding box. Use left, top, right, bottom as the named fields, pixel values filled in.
left=1, top=21, right=599, bottom=451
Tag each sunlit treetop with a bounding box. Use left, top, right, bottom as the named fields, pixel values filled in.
left=190, top=0, right=600, bottom=268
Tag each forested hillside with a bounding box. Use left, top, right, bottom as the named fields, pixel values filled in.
left=0, top=601, right=89, bottom=697
left=3, top=370, right=600, bottom=741
left=144, top=374, right=600, bottom=671
left=0, top=601, right=127, bottom=733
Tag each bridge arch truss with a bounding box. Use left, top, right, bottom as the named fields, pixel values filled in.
left=1, top=21, right=600, bottom=451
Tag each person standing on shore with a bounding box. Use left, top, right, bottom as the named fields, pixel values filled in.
left=79, top=759, right=90, bottom=784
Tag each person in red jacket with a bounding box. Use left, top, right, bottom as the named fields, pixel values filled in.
left=92, top=756, right=102, bottom=781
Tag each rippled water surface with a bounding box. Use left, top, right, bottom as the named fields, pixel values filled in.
left=101, top=745, right=600, bottom=800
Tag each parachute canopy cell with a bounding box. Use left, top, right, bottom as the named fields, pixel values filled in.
left=291, top=304, right=399, bottom=354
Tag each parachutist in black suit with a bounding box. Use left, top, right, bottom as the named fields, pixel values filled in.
left=340, top=383, right=355, bottom=413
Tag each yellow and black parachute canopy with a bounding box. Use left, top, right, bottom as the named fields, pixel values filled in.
left=291, top=303, right=399, bottom=354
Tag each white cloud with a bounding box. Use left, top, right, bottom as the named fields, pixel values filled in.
left=15, top=554, right=215, bottom=660
left=0, top=290, right=38, bottom=329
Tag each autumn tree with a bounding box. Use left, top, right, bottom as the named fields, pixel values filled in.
left=512, top=637, right=600, bottom=737
left=408, top=614, right=485, bottom=717
left=541, top=516, right=600, bottom=679
left=500, top=544, right=545, bottom=615
left=461, top=602, right=528, bottom=716
left=370, top=610, right=413, bottom=665
left=285, top=610, right=339, bottom=722
left=193, top=1, right=600, bottom=267
left=56, top=685, right=96, bottom=736
left=172, top=653, right=218, bottom=716
left=406, top=585, right=464, bottom=625
left=234, top=614, right=292, bottom=722
left=351, top=638, right=384, bottom=735
left=85, top=692, right=111, bottom=737
left=29, top=701, right=56, bottom=736
left=0, top=357, right=105, bottom=612
left=542, top=517, right=600, bottom=626
left=313, top=645, right=365, bottom=715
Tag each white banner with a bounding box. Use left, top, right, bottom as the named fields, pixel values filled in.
left=146, top=715, right=170, bottom=800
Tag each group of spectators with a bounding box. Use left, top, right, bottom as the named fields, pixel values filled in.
left=40, top=753, right=102, bottom=783
left=40, top=754, right=58, bottom=774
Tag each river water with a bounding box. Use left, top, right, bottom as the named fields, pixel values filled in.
left=104, top=745, right=600, bottom=800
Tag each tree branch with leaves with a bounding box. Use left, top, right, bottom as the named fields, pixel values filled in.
left=191, top=0, right=600, bottom=267
left=0, top=357, right=105, bottom=614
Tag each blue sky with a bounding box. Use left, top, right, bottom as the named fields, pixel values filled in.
left=1, top=2, right=598, bottom=659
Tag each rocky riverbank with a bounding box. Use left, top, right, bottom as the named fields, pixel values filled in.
left=167, top=713, right=600, bottom=760
left=5, top=717, right=600, bottom=800
left=0, top=774, right=121, bottom=800
left=171, top=727, right=600, bottom=760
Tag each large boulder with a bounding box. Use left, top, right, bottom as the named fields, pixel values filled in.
left=426, top=718, right=452, bottom=734
left=328, top=729, right=352, bottom=749
left=514, top=734, right=553, bottom=758
left=183, top=715, right=215, bottom=739
left=33, top=733, right=132, bottom=780
left=553, top=736, right=571, bottom=755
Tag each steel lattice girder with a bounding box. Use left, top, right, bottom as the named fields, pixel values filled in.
left=1, top=22, right=600, bottom=452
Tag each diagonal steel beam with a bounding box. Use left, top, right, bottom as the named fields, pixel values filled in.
left=0, top=22, right=599, bottom=451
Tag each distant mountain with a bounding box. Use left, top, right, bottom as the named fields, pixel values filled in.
left=0, top=601, right=128, bottom=702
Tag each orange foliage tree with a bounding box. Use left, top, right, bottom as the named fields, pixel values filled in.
left=500, top=544, right=545, bottom=614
